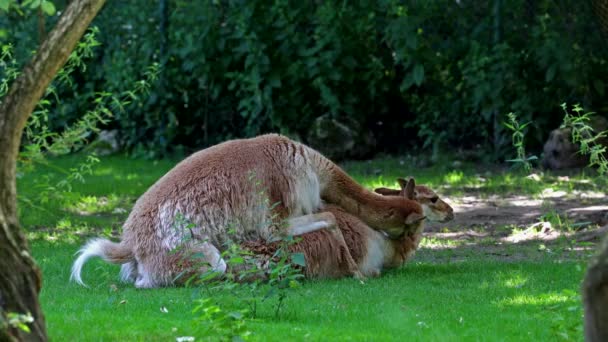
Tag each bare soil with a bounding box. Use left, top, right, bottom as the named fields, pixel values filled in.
left=419, top=189, right=608, bottom=263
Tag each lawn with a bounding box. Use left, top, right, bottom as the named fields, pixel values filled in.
left=19, top=153, right=605, bottom=341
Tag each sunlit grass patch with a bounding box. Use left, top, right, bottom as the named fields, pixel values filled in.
left=25, top=217, right=115, bottom=244
left=419, top=236, right=466, bottom=249
left=502, top=272, right=529, bottom=289
left=498, top=292, right=575, bottom=306
left=62, top=193, right=131, bottom=216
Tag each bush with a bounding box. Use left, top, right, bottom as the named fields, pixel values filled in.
left=2, top=0, right=607, bottom=158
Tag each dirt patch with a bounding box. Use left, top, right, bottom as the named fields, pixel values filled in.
left=428, top=193, right=607, bottom=233
left=419, top=190, right=608, bottom=263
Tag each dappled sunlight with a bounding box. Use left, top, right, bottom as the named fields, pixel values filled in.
left=501, top=221, right=602, bottom=246
left=112, top=173, right=143, bottom=182
left=360, top=175, right=398, bottom=190
left=63, top=193, right=131, bottom=216
left=503, top=273, right=528, bottom=289
left=25, top=217, right=114, bottom=244
left=419, top=236, right=466, bottom=250
left=92, top=167, right=115, bottom=176
left=443, top=170, right=464, bottom=184
left=497, top=292, right=576, bottom=307
left=567, top=205, right=608, bottom=213
left=570, top=190, right=606, bottom=199
left=541, top=188, right=569, bottom=198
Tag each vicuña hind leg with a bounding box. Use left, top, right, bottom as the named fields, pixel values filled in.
left=171, top=241, right=227, bottom=286
left=120, top=261, right=137, bottom=283
left=325, top=224, right=365, bottom=280
left=134, top=240, right=226, bottom=288
left=287, top=211, right=364, bottom=280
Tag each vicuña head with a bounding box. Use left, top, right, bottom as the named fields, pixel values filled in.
left=374, top=177, right=454, bottom=223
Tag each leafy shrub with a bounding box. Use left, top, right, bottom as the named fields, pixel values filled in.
left=3, top=0, right=607, bottom=158
left=560, top=103, right=608, bottom=175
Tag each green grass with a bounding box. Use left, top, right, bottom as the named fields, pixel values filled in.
left=19, top=153, right=597, bottom=341
left=35, top=239, right=584, bottom=341
left=342, top=155, right=607, bottom=199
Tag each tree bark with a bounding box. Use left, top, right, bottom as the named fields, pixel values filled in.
left=583, top=232, right=608, bottom=342
left=592, top=0, right=608, bottom=41
left=0, top=0, right=106, bottom=340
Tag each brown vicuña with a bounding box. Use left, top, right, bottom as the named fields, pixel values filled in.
left=71, top=134, right=423, bottom=288
left=241, top=178, right=454, bottom=279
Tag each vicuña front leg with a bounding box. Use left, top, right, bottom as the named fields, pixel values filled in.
left=286, top=212, right=337, bottom=236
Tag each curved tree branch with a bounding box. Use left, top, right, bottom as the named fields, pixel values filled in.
left=0, top=0, right=107, bottom=340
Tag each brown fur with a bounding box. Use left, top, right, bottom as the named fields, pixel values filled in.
left=72, top=134, right=424, bottom=288
left=239, top=179, right=452, bottom=279
left=375, top=177, right=454, bottom=223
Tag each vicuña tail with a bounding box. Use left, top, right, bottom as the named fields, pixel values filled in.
left=70, top=238, right=133, bottom=286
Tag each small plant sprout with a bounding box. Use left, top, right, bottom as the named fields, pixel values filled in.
left=192, top=298, right=251, bottom=341
left=7, top=312, right=35, bottom=333
left=503, top=112, right=538, bottom=172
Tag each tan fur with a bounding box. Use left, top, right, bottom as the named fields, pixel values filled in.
left=375, top=177, right=454, bottom=223
left=72, top=134, right=423, bottom=288
left=241, top=179, right=453, bottom=279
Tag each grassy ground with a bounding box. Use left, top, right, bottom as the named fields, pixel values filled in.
left=19, top=153, right=606, bottom=341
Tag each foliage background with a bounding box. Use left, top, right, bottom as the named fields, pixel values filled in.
left=2, top=0, right=607, bottom=158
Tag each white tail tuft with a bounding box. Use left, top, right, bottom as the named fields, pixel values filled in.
left=71, top=238, right=127, bottom=287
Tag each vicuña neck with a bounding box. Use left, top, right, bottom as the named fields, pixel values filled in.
left=320, top=165, right=391, bottom=228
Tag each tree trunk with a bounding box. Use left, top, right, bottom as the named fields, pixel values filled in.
left=583, top=232, right=608, bottom=342
left=525, top=0, right=606, bottom=331
left=592, top=0, right=608, bottom=41
left=0, top=0, right=106, bottom=340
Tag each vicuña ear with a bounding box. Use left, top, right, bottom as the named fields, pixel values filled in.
left=405, top=212, right=425, bottom=225
left=374, top=187, right=401, bottom=196
left=398, top=177, right=416, bottom=199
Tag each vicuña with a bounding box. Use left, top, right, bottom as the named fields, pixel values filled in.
left=243, top=178, right=454, bottom=279
left=71, top=134, right=424, bottom=288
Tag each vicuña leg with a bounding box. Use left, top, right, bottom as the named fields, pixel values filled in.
left=286, top=211, right=364, bottom=280
left=286, top=212, right=337, bottom=236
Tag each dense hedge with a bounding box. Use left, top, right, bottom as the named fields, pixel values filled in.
left=3, top=0, right=607, bottom=158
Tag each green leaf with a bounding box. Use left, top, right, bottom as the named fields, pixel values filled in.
left=264, top=286, right=277, bottom=299
left=18, top=323, right=31, bottom=333
left=593, top=80, right=605, bottom=96
left=41, top=1, right=55, bottom=15
left=228, top=311, right=243, bottom=320
left=545, top=65, right=556, bottom=82
left=268, top=72, right=281, bottom=88
left=399, top=73, right=414, bottom=92
left=229, top=257, right=244, bottom=265
left=0, top=0, right=10, bottom=12
left=519, top=122, right=532, bottom=130
left=291, top=252, right=306, bottom=267
left=412, top=64, right=424, bottom=86
left=27, top=0, right=40, bottom=9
